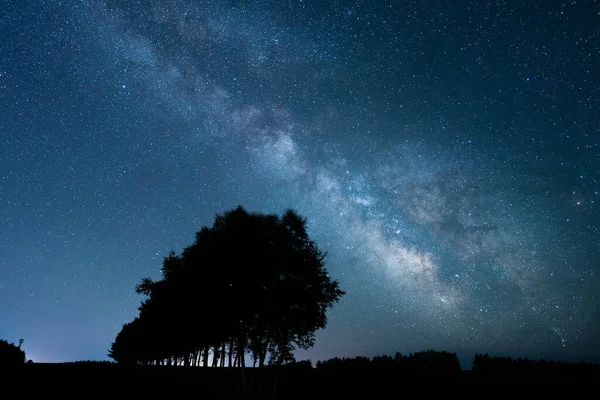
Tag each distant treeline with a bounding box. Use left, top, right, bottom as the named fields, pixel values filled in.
left=472, top=353, right=600, bottom=373
left=315, top=350, right=461, bottom=372
left=59, top=360, right=115, bottom=365
left=303, top=350, right=600, bottom=373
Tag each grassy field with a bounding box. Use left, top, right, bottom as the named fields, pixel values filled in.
left=5, top=363, right=596, bottom=398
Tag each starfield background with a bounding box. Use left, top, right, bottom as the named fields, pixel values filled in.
left=1, top=0, right=599, bottom=369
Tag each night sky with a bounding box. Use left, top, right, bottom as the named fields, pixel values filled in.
left=1, top=1, right=599, bottom=366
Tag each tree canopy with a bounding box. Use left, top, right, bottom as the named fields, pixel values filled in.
left=0, top=339, right=25, bottom=366
left=109, top=206, right=345, bottom=367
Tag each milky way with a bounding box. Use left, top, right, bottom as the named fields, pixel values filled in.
left=1, top=1, right=599, bottom=365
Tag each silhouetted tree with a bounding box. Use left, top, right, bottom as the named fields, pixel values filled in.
left=0, top=339, right=26, bottom=366
left=408, top=350, right=461, bottom=372
left=371, top=355, right=395, bottom=368
left=109, top=206, right=345, bottom=367
left=279, top=359, right=313, bottom=369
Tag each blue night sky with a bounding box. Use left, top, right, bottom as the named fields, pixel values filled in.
left=1, top=0, right=599, bottom=366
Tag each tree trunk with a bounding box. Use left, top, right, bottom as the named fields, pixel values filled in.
left=259, top=349, right=265, bottom=368
left=228, top=339, right=233, bottom=367
left=238, top=338, right=250, bottom=399
left=240, top=343, right=245, bottom=368
left=234, top=337, right=245, bottom=368
left=212, top=345, right=220, bottom=367
left=220, top=342, right=226, bottom=367
left=259, top=339, right=268, bottom=367
left=202, top=346, right=209, bottom=367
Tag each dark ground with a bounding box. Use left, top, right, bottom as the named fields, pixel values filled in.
left=4, top=363, right=596, bottom=398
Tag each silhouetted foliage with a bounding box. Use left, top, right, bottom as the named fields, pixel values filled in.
left=472, top=353, right=600, bottom=373
left=316, top=356, right=370, bottom=369
left=109, top=206, right=345, bottom=367
left=60, top=360, right=115, bottom=365
left=277, top=359, right=313, bottom=370
left=0, top=339, right=26, bottom=366
left=405, top=350, right=461, bottom=372
left=315, top=350, right=461, bottom=372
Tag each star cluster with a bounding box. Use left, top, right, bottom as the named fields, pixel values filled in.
left=1, top=0, right=598, bottom=365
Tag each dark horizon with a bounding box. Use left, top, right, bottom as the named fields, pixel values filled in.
left=11, top=341, right=600, bottom=371
left=1, top=1, right=599, bottom=364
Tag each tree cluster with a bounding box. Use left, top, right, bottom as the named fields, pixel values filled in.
left=109, top=206, right=344, bottom=367
left=316, top=350, right=461, bottom=372
left=0, top=339, right=25, bottom=366
left=472, top=353, right=600, bottom=373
